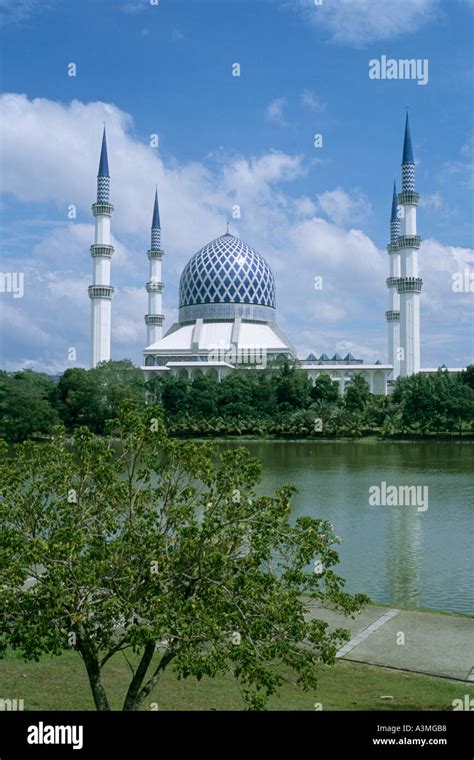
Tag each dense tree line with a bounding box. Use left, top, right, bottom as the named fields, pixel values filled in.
left=0, top=361, right=144, bottom=442
left=0, top=360, right=473, bottom=443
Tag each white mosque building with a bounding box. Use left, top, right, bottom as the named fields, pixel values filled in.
left=88, top=116, right=458, bottom=395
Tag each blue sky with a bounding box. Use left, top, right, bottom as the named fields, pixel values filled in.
left=0, top=0, right=473, bottom=372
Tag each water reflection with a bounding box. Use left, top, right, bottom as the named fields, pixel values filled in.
left=216, top=440, right=474, bottom=614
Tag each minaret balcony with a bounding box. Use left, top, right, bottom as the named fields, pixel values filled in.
left=88, top=285, right=114, bottom=299
left=397, top=191, right=420, bottom=207
left=385, top=310, right=400, bottom=322
left=92, top=203, right=114, bottom=218
left=387, top=243, right=399, bottom=254
left=397, top=277, right=423, bottom=294
left=146, top=280, right=164, bottom=293
left=386, top=277, right=400, bottom=288
left=397, top=235, right=421, bottom=250
left=147, top=248, right=164, bottom=260
left=145, top=314, right=165, bottom=326
left=90, top=244, right=114, bottom=259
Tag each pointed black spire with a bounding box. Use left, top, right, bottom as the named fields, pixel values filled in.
left=152, top=187, right=161, bottom=229
left=391, top=180, right=398, bottom=221
left=402, top=112, right=414, bottom=165
left=98, top=127, right=110, bottom=177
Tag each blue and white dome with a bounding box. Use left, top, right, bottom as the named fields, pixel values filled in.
left=178, top=232, right=276, bottom=322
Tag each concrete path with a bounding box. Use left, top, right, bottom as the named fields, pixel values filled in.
left=306, top=603, right=474, bottom=682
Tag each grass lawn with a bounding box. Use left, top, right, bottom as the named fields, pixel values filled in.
left=1, top=649, right=472, bottom=711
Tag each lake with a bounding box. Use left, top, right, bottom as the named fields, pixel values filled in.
left=216, top=439, right=474, bottom=615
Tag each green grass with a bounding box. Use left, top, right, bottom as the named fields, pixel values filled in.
left=1, top=649, right=472, bottom=711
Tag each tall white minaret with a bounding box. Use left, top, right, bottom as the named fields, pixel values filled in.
left=88, top=128, right=114, bottom=368
left=386, top=181, right=401, bottom=378
left=144, top=188, right=165, bottom=346
left=397, top=114, right=422, bottom=377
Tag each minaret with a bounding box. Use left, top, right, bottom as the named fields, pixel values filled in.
left=397, top=113, right=422, bottom=376
left=386, top=181, right=401, bottom=378
left=88, top=128, right=114, bottom=368
left=144, top=188, right=165, bottom=346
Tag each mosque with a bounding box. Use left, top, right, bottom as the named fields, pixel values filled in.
left=87, top=115, right=450, bottom=396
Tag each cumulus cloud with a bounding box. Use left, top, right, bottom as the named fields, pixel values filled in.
left=300, top=90, right=327, bottom=113
left=317, top=188, right=372, bottom=226
left=444, top=134, right=474, bottom=190
left=291, top=0, right=441, bottom=46
left=420, top=193, right=442, bottom=210
left=0, top=0, right=47, bottom=27
left=264, top=97, right=288, bottom=124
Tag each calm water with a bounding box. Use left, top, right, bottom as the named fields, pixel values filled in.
left=216, top=440, right=474, bottom=615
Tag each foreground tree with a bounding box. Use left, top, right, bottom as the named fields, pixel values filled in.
left=0, top=369, right=60, bottom=442
left=0, top=403, right=367, bottom=710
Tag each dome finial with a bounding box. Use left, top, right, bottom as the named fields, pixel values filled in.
left=226, top=220, right=230, bottom=235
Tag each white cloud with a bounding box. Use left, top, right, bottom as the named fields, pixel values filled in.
left=0, top=0, right=46, bottom=27
left=420, top=193, right=442, bottom=210
left=317, top=188, right=372, bottom=226
left=291, top=0, right=441, bottom=46
left=119, top=1, right=149, bottom=14
left=264, top=97, right=287, bottom=124
left=300, top=90, right=327, bottom=113
left=444, top=134, right=474, bottom=189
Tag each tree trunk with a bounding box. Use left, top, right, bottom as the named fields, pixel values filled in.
left=77, top=642, right=110, bottom=711
left=131, top=649, right=177, bottom=712
left=122, top=640, right=156, bottom=711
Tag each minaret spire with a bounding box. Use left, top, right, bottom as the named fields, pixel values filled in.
left=390, top=179, right=400, bottom=243
left=97, top=127, right=110, bottom=203
left=151, top=187, right=161, bottom=248
left=386, top=180, right=401, bottom=379
left=88, top=128, right=114, bottom=368
left=401, top=112, right=415, bottom=192
left=397, top=113, right=423, bottom=377
left=145, top=187, right=165, bottom=349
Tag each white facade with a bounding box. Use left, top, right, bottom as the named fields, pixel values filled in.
left=386, top=182, right=401, bottom=379
left=145, top=190, right=165, bottom=346
left=88, top=130, right=114, bottom=368
left=398, top=199, right=422, bottom=376
left=396, top=114, right=423, bottom=377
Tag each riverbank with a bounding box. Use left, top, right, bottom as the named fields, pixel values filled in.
left=168, top=433, right=474, bottom=443
left=307, top=603, right=474, bottom=683
left=2, top=644, right=472, bottom=711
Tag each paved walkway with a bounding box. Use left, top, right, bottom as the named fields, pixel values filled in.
left=306, top=603, right=474, bottom=682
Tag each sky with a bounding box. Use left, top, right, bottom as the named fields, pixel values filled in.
left=0, top=0, right=473, bottom=373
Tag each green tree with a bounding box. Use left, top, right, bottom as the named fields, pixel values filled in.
left=445, top=378, right=474, bottom=436
left=344, top=374, right=371, bottom=413
left=250, top=372, right=277, bottom=416
left=188, top=374, right=218, bottom=417
left=217, top=372, right=254, bottom=418
left=56, top=368, right=101, bottom=431
left=460, top=365, right=474, bottom=390
left=0, top=402, right=367, bottom=711
left=273, top=361, right=312, bottom=411
left=310, top=374, right=339, bottom=404
left=0, top=369, right=60, bottom=442
left=91, top=360, right=145, bottom=429
left=159, top=375, right=190, bottom=416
